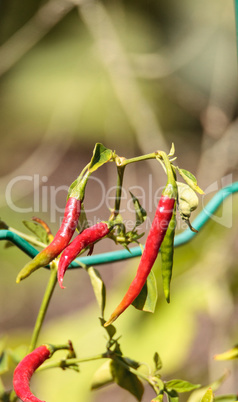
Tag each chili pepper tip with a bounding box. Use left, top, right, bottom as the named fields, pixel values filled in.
left=58, top=277, right=66, bottom=290
left=104, top=320, right=112, bottom=327
left=16, top=269, right=31, bottom=283
left=16, top=274, right=22, bottom=284
left=104, top=314, right=117, bottom=327
left=164, top=292, right=170, bottom=304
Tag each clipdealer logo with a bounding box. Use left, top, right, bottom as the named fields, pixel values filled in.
left=5, top=173, right=234, bottom=228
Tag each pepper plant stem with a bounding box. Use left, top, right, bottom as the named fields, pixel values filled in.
left=37, top=350, right=162, bottom=395
left=157, top=151, right=176, bottom=186
left=38, top=353, right=106, bottom=371
left=113, top=150, right=161, bottom=217
left=117, top=152, right=158, bottom=167
left=113, top=166, right=125, bottom=218
left=69, top=168, right=91, bottom=200
left=28, top=261, right=58, bottom=353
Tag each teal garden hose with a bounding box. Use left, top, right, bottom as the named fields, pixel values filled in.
left=0, top=182, right=238, bottom=268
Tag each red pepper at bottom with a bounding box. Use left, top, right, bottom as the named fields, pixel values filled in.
left=13, top=345, right=52, bottom=402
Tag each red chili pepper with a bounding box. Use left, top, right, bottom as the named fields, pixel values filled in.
left=16, top=197, right=81, bottom=283
left=13, top=345, right=52, bottom=402
left=57, top=221, right=110, bottom=288
left=105, top=195, right=175, bottom=326
left=105, top=152, right=177, bottom=326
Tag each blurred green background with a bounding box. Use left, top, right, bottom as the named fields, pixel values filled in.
left=0, top=0, right=238, bottom=401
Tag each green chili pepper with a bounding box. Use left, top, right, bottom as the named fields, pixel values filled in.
left=160, top=202, right=176, bottom=303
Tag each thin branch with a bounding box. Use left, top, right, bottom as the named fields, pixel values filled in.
left=196, top=11, right=238, bottom=185
left=197, top=117, right=238, bottom=184
left=0, top=0, right=75, bottom=77
left=0, top=98, right=78, bottom=207
left=77, top=0, right=167, bottom=155
left=130, top=26, right=217, bottom=80
left=28, top=261, right=58, bottom=352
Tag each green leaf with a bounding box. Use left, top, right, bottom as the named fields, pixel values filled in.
left=110, top=359, right=144, bottom=401
left=88, top=143, right=113, bottom=173
left=0, top=219, right=8, bottom=230
left=214, top=396, right=238, bottom=402
left=129, top=192, right=147, bottom=227
left=4, top=241, right=15, bottom=249
left=187, top=372, right=229, bottom=402
left=177, top=168, right=204, bottom=194
left=87, top=267, right=106, bottom=317
left=166, top=379, right=200, bottom=393
left=8, top=345, right=28, bottom=364
left=68, top=144, right=112, bottom=200
left=67, top=178, right=78, bottom=199
left=132, top=269, right=158, bottom=312
left=99, top=318, right=116, bottom=340
left=91, top=360, right=114, bottom=390
left=1, top=389, right=18, bottom=402
left=214, top=345, right=238, bottom=360
left=180, top=169, right=197, bottom=184
left=22, top=220, right=49, bottom=245
left=201, top=388, right=214, bottom=402
left=153, top=352, right=163, bottom=372
left=0, top=351, right=9, bottom=375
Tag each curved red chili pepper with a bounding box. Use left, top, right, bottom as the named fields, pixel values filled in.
left=16, top=197, right=81, bottom=283
left=58, top=221, right=110, bottom=288
left=105, top=194, right=175, bottom=326
left=13, top=345, right=52, bottom=402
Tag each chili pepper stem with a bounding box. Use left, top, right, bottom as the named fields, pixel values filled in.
left=111, top=166, right=125, bottom=219
left=116, top=152, right=158, bottom=167
left=37, top=352, right=106, bottom=371
left=37, top=351, right=161, bottom=395
left=69, top=168, right=91, bottom=200
left=157, top=151, right=177, bottom=194
left=28, top=261, right=58, bottom=353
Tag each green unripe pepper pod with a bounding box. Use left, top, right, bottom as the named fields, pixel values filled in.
left=160, top=202, right=176, bottom=303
